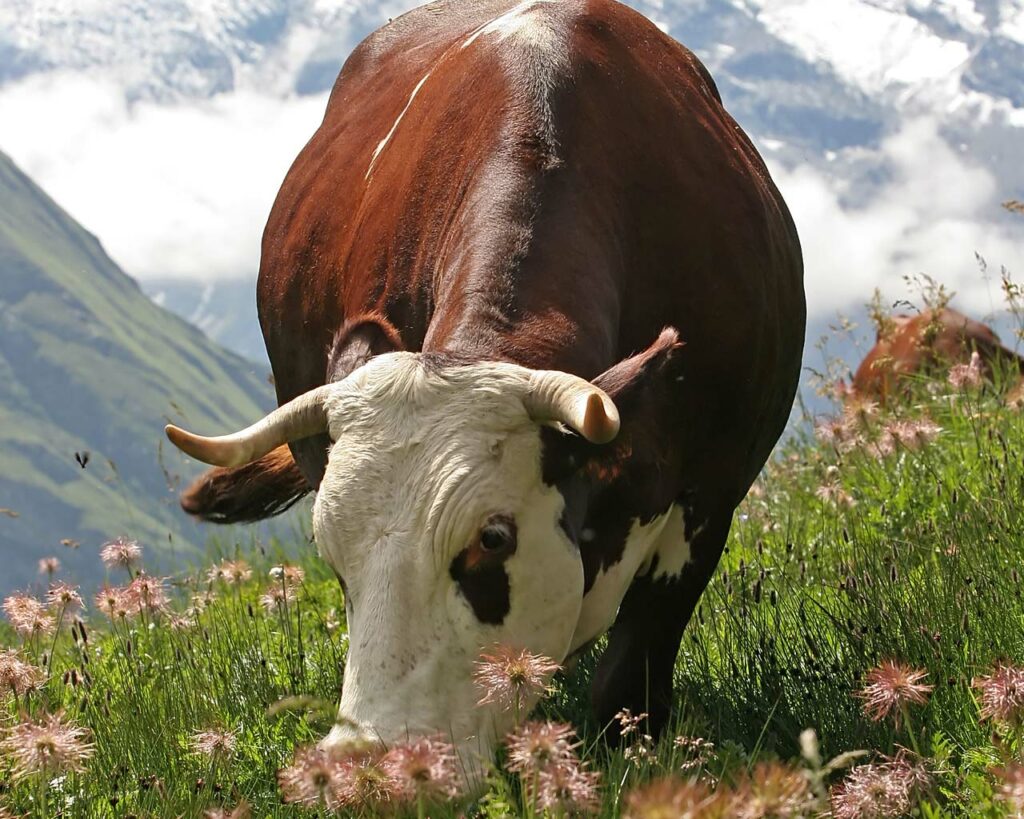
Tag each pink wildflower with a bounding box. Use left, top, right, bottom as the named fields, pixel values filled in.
left=858, top=660, right=933, bottom=725
left=533, top=763, right=601, bottom=814
left=973, top=662, right=1024, bottom=727
left=47, top=582, right=83, bottom=611
left=190, top=729, right=238, bottom=762
left=1, top=712, right=94, bottom=779
left=334, top=752, right=396, bottom=809
left=883, top=419, right=942, bottom=452
left=948, top=351, right=984, bottom=389
left=208, top=559, right=253, bottom=585
left=831, top=750, right=931, bottom=819
left=260, top=584, right=295, bottom=613
left=474, top=645, right=560, bottom=713
left=94, top=585, right=131, bottom=619
left=381, top=736, right=462, bottom=803
left=269, top=565, right=305, bottom=586
left=203, top=803, right=251, bottom=819
left=734, top=761, right=815, bottom=818
left=278, top=746, right=344, bottom=809
left=126, top=574, right=169, bottom=615
left=815, top=482, right=856, bottom=508
left=505, top=721, right=579, bottom=774
left=3, top=593, right=55, bottom=637
left=0, top=648, right=45, bottom=697
left=100, top=536, right=142, bottom=570
left=37, top=556, right=60, bottom=576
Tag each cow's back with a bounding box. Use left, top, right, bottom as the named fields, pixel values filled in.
left=258, top=0, right=805, bottom=503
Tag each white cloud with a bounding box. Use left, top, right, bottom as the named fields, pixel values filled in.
left=768, top=117, right=1021, bottom=317
left=0, top=72, right=327, bottom=281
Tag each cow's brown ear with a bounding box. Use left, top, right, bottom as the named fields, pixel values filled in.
left=326, top=313, right=404, bottom=383
left=540, top=328, right=683, bottom=487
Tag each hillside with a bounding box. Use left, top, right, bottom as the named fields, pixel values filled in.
left=0, top=149, right=275, bottom=595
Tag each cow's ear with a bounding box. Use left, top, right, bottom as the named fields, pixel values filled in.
left=326, top=313, right=404, bottom=383
left=540, top=328, right=683, bottom=486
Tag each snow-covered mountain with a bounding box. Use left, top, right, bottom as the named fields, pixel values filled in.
left=1, top=0, right=1021, bottom=362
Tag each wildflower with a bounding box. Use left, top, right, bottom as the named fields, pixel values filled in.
left=37, top=556, right=60, bottom=576
left=532, top=763, right=601, bottom=814
left=973, top=662, right=1024, bottom=727
left=830, top=751, right=931, bottom=819
left=858, top=660, right=933, bottom=725
left=814, top=418, right=848, bottom=446
left=381, top=736, right=461, bottom=803
left=733, top=761, right=815, bottom=818
left=993, top=763, right=1024, bottom=814
left=100, top=537, right=142, bottom=570
left=3, top=593, right=55, bottom=637
left=335, top=753, right=396, bottom=809
left=815, top=482, right=856, bottom=508
left=505, top=721, right=578, bottom=774
left=0, top=712, right=94, bottom=779
left=47, top=582, right=83, bottom=611
left=0, top=648, right=44, bottom=697
left=127, top=574, right=169, bottom=615
left=190, top=729, right=238, bottom=762
left=948, top=351, right=983, bottom=388
left=474, top=645, right=560, bottom=713
left=260, top=584, right=295, bottom=613
left=616, top=709, right=656, bottom=764
left=269, top=565, right=305, bottom=586
left=278, top=746, right=344, bottom=809
left=623, top=778, right=723, bottom=819
left=94, top=585, right=131, bottom=619
left=208, top=559, right=253, bottom=585
left=883, top=419, right=941, bottom=451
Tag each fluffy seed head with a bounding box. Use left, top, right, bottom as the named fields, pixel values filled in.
left=47, top=582, right=83, bottom=611
left=278, top=746, right=344, bottom=809
left=474, top=645, right=560, bottom=712
left=505, top=721, right=578, bottom=774
left=1, top=712, right=94, bottom=779
left=37, top=557, right=60, bottom=576
left=532, top=763, right=601, bottom=814
left=830, top=751, right=931, bottom=819
left=623, top=778, right=724, bottom=819
left=733, top=761, right=815, bottom=818
left=100, top=537, right=142, bottom=569
left=973, top=662, right=1024, bottom=727
left=993, top=763, right=1024, bottom=813
left=948, top=351, right=984, bottom=389
left=3, top=594, right=55, bottom=637
left=207, top=559, right=253, bottom=585
left=190, top=729, right=238, bottom=762
left=858, top=660, right=933, bottom=725
left=381, top=736, right=461, bottom=804
left=0, top=649, right=45, bottom=697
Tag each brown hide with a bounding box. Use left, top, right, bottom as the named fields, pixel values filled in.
left=852, top=308, right=1024, bottom=401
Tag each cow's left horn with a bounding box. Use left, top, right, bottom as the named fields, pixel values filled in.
left=165, top=384, right=335, bottom=468
left=524, top=372, right=620, bottom=444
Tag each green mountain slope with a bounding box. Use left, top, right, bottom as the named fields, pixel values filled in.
left=0, top=149, right=274, bottom=594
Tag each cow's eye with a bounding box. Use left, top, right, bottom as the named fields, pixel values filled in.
left=479, top=516, right=516, bottom=554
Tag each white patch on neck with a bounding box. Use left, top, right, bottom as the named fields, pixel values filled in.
left=569, top=504, right=690, bottom=653
left=365, top=70, right=433, bottom=180
left=461, top=0, right=558, bottom=51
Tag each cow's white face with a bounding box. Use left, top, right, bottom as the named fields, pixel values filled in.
left=312, top=353, right=585, bottom=777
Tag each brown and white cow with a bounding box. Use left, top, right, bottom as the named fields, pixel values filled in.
left=166, top=0, right=805, bottom=776
left=852, top=307, right=1024, bottom=402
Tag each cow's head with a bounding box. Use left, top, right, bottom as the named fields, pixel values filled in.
left=166, top=352, right=626, bottom=778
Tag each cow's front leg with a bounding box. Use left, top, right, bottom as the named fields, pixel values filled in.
left=590, top=511, right=730, bottom=740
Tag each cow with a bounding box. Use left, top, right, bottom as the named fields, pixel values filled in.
left=166, top=0, right=805, bottom=777
left=852, top=307, right=1024, bottom=402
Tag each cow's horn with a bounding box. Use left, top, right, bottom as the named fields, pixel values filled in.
left=165, top=384, right=335, bottom=467
left=524, top=372, right=620, bottom=444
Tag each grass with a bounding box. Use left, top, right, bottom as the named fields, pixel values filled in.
left=4, top=350, right=1024, bottom=816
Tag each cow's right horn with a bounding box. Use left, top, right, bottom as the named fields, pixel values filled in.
left=165, top=384, right=336, bottom=468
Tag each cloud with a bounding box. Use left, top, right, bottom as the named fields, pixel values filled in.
left=0, top=72, right=327, bottom=281
left=768, top=117, right=1021, bottom=317
left=0, top=72, right=1019, bottom=322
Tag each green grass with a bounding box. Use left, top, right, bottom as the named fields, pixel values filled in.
left=4, top=365, right=1024, bottom=816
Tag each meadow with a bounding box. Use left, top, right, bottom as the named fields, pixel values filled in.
left=4, top=307, right=1024, bottom=817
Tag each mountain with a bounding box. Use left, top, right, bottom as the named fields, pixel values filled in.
left=0, top=149, right=276, bottom=595
left=145, top=277, right=270, bottom=367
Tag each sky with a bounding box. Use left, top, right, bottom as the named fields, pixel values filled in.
left=0, top=0, right=1021, bottom=322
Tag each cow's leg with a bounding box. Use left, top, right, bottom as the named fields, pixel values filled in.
left=590, top=509, right=731, bottom=739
